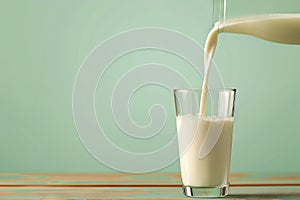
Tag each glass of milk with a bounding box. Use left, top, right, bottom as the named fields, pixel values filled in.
left=174, top=88, right=236, bottom=198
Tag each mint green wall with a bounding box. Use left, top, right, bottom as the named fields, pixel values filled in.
left=1, top=0, right=299, bottom=173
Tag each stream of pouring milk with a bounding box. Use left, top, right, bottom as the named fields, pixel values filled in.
left=200, top=13, right=300, bottom=115
left=178, top=14, right=300, bottom=187
left=200, top=14, right=300, bottom=115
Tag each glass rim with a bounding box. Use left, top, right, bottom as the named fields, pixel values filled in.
left=173, top=88, right=236, bottom=93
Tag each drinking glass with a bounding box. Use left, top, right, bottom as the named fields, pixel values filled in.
left=174, top=88, right=236, bottom=198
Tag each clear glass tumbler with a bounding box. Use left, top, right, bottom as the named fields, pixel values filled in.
left=174, top=88, right=236, bottom=198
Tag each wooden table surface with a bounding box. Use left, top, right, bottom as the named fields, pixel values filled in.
left=1, top=173, right=300, bottom=199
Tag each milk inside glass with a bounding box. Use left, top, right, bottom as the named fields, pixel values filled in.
left=177, top=115, right=233, bottom=187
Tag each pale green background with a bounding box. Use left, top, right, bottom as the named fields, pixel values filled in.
left=1, top=0, right=300, bottom=173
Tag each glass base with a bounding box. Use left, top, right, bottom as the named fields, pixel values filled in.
left=182, top=184, right=229, bottom=198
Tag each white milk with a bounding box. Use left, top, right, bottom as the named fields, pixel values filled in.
left=200, top=14, right=300, bottom=116
left=177, top=115, right=233, bottom=187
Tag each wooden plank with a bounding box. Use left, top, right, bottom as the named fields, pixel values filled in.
left=0, top=186, right=300, bottom=199
left=0, top=173, right=300, bottom=199
left=0, top=173, right=179, bottom=185
left=0, top=173, right=300, bottom=185
left=0, top=186, right=183, bottom=199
